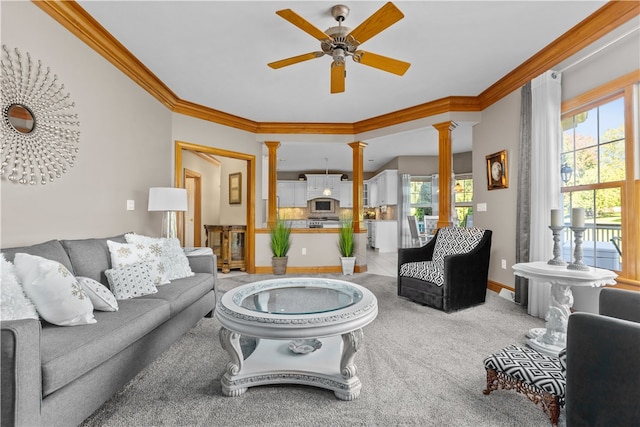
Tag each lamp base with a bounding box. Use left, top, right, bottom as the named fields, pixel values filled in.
left=161, top=211, right=179, bottom=239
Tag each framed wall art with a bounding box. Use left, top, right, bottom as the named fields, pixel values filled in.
left=486, top=150, right=508, bottom=190
left=229, top=172, right=242, bottom=204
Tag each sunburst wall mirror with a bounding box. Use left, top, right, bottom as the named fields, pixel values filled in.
left=1, top=45, right=80, bottom=185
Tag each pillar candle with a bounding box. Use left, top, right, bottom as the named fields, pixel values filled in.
left=550, top=209, right=562, bottom=227
left=572, top=207, right=585, bottom=228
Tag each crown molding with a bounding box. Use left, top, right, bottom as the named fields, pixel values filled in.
left=478, top=1, right=640, bottom=109
left=35, top=0, right=639, bottom=135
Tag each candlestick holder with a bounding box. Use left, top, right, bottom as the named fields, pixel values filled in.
left=567, top=226, right=590, bottom=271
left=547, top=225, right=567, bottom=266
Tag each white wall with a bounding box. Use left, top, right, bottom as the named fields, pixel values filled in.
left=1, top=1, right=172, bottom=247
left=182, top=151, right=221, bottom=243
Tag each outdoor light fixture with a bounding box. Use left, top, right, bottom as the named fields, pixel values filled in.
left=561, top=163, right=573, bottom=184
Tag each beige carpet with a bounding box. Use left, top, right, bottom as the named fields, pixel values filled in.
left=82, top=273, right=557, bottom=427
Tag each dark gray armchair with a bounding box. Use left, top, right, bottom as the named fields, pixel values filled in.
left=397, top=227, right=492, bottom=312
left=566, top=287, right=640, bottom=426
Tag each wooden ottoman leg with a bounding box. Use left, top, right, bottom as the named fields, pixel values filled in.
left=483, top=368, right=499, bottom=395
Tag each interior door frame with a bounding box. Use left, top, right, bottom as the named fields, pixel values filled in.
left=174, top=140, right=256, bottom=274
left=184, top=168, right=202, bottom=247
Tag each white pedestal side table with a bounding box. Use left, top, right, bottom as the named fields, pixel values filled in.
left=512, top=261, right=617, bottom=357
left=215, top=277, right=378, bottom=400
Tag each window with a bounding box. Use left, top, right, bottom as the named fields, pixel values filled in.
left=454, top=174, right=473, bottom=227
left=409, top=176, right=432, bottom=220
left=561, top=76, right=637, bottom=281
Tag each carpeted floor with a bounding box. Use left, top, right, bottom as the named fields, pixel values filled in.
left=82, top=273, right=558, bottom=427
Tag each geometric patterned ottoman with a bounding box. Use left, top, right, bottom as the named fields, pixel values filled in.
left=483, top=345, right=566, bottom=427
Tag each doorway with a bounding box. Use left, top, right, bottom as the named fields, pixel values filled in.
left=184, top=169, right=202, bottom=247
left=174, top=140, right=256, bottom=274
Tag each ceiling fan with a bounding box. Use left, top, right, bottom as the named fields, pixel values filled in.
left=268, top=2, right=411, bottom=94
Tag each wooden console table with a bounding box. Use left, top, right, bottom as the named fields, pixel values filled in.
left=204, top=225, right=246, bottom=273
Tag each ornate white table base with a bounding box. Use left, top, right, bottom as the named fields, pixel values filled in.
left=513, top=262, right=617, bottom=357
left=219, top=328, right=364, bottom=400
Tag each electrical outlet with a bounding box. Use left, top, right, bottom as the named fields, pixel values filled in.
left=501, top=259, right=507, bottom=269
left=477, top=203, right=487, bottom=212
left=301, top=248, right=307, bottom=255
left=126, top=200, right=135, bottom=211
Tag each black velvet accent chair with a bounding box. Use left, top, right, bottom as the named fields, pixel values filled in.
left=397, top=227, right=492, bottom=312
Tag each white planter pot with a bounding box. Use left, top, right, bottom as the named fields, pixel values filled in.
left=340, top=257, right=356, bottom=275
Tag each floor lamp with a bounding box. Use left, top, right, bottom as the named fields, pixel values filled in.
left=148, top=187, right=188, bottom=239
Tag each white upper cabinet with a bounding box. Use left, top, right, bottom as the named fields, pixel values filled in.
left=366, top=169, right=398, bottom=207
left=305, top=174, right=341, bottom=200
left=277, top=181, right=307, bottom=207
left=339, top=181, right=353, bottom=208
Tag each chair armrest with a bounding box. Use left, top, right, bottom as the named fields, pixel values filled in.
left=1, top=319, right=42, bottom=427
left=441, top=230, right=492, bottom=298
left=397, top=230, right=438, bottom=267
left=599, top=287, right=640, bottom=323
left=566, top=312, right=640, bottom=426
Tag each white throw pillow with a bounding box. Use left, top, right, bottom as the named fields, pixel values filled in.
left=105, top=262, right=158, bottom=300
left=107, top=240, right=169, bottom=285
left=125, top=234, right=194, bottom=280
left=12, top=253, right=96, bottom=326
left=0, top=254, right=39, bottom=321
left=77, top=276, right=119, bottom=312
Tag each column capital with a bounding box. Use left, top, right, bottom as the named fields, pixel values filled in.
left=432, top=121, right=458, bottom=132
left=264, top=141, right=281, bottom=149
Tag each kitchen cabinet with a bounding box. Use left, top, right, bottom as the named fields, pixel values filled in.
left=305, top=174, right=341, bottom=200
left=367, top=169, right=397, bottom=207
left=339, top=181, right=353, bottom=208
left=277, top=180, right=307, bottom=207
left=367, top=220, right=398, bottom=253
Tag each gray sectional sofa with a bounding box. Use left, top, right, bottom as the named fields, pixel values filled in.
left=1, top=234, right=217, bottom=427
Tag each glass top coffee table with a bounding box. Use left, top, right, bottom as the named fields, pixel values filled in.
left=215, top=277, right=378, bottom=400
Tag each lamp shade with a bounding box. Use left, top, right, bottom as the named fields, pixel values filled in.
left=148, top=187, right=188, bottom=211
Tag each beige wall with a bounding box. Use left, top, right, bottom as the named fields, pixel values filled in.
left=1, top=1, right=172, bottom=247
left=182, top=151, right=221, bottom=244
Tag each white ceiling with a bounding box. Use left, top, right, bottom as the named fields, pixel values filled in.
left=77, top=1, right=610, bottom=172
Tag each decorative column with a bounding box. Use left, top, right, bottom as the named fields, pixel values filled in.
left=264, top=141, right=280, bottom=227
left=349, top=141, right=367, bottom=232
left=433, top=121, right=457, bottom=229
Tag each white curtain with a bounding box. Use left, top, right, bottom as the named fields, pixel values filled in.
left=528, top=70, right=563, bottom=318
left=399, top=174, right=412, bottom=247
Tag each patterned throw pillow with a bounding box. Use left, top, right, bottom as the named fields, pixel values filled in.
left=0, top=253, right=39, bottom=321
left=107, top=240, right=169, bottom=286
left=77, top=276, right=119, bottom=312
left=12, top=253, right=96, bottom=326
left=105, top=262, right=158, bottom=300
left=125, top=234, right=193, bottom=280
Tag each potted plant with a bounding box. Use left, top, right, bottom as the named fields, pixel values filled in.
left=338, top=215, right=356, bottom=275
left=270, top=216, right=292, bottom=275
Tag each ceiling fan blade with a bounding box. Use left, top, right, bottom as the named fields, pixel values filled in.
left=276, top=9, right=330, bottom=41
left=330, top=62, right=345, bottom=94
left=268, top=52, right=324, bottom=69
left=354, top=51, right=410, bottom=76
left=347, top=2, right=404, bottom=45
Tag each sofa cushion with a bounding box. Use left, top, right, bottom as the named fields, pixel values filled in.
left=125, top=234, right=194, bottom=280
left=1, top=240, right=73, bottom=274
left=107, top=240, right=170, bottom=286
left=105, top=262, right=158, bottom=300
left=77, top=277, right=118, bottom=312
left=60, top=234, right=127, bottom=287
left=139, top=273, right=214, bottom=316
left=399, top=261, right=444, bottom=286
left=40, top=298, right=170, bottom=396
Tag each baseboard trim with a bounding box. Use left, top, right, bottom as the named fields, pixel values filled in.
left=487, top=280, right=514, bottom=294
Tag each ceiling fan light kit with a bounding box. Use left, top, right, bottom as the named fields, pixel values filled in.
left=268, top=2, right=411, bottom=94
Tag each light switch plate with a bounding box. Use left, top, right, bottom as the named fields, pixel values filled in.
left=477, top=203, right=487, bottom=212
left=126, top=200, right=135, bottom=211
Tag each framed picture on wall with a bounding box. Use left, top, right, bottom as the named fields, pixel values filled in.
left=229, top=172, right=242, bottom=204
left=486, top=150, right=508, bottom=190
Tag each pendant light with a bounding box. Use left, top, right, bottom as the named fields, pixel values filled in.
left=323, top=157, right=332, bottom=196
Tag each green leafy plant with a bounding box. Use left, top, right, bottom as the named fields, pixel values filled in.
left=338, top=215, right=355, bottom=258
left=270, top=216, right=291, bottom=257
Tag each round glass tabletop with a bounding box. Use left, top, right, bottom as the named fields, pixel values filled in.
left=239, top=285, right=362, bottom=315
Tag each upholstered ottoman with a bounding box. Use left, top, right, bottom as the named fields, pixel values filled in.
left=483, top=345, right=566, bottom=427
